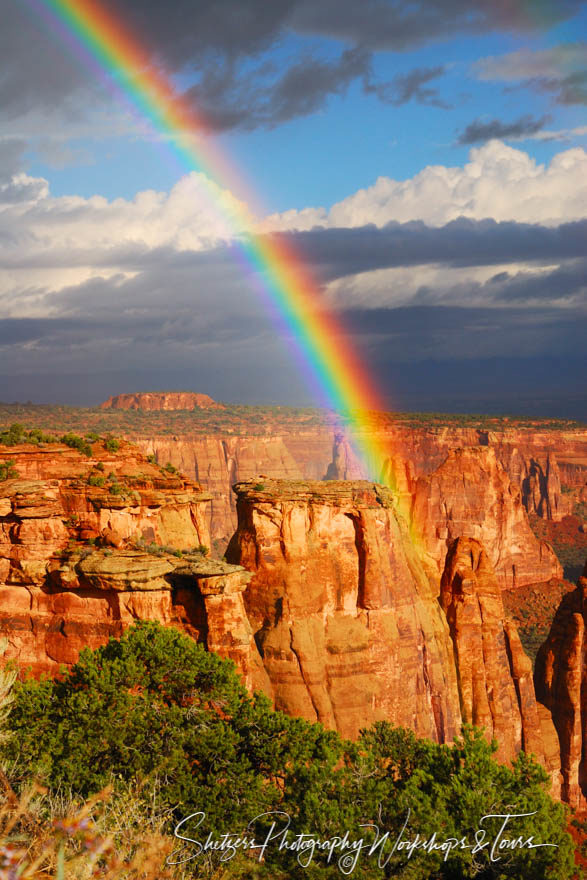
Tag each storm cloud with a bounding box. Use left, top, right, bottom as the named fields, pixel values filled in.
left=3, top=0, right=582, bottom=133
left=457, top=114, right=551, bottom=145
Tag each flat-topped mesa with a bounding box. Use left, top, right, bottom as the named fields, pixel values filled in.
left=412, top=446, right=562, bottom=590
left=226, top=478, right=463, bottom=742
left=534, top=560, right=587, bottom=809
left=440, top=537, right=560, bottom=791
left=100, top=391, right=224, bottom=411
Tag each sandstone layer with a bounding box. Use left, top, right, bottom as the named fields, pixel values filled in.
left=225, top=478, right=557, bottom=785
left=100, top=391, right=224, bottom=411
left=535, top=560, right=587, bottom=809
left=135, top=424, right=586, bottom=544
left=412, top=447, right=562, bottom=590
left=0, top=442, right=263, bottom=681
left=440, top=537, right=559, bottom=786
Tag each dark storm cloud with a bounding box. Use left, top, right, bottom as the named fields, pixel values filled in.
left=281, top=218, right=587, bottom=280
left=365, top=65, right=449, bottom=108
left=3, top=0, right=582, bottom=132
left=183, top=47, right=372, bottom=131
left=533, top=70, right=587, bottom=105
left=456, top=114, right=551, bottom=145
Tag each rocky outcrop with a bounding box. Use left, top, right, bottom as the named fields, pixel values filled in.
left=100, top=391, right=224, bottom=411
left=127, top=423, right=587, bottom=543
left=412, top=447, right=562, bottom=590
left=440, top=537, right=560, bottom=790
left=226, top=478, right=463, bottom=742
left=0, top=442, right=262, bottom=683
left=534, top=560, right=587, bottom=809
left=225, top=478, right=557, bottom=779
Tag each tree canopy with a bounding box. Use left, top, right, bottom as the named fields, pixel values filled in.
left=5, top=621, right=574, bottom=879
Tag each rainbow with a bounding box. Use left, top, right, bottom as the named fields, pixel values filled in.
left=35, top=0, right=403, bottom=493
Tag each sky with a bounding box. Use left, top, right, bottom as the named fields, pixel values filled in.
left=1, top=0, right=586, bottom=418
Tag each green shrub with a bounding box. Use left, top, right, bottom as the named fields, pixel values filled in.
left=60, top=432, right=92, bottom=457
left=104, top=436, right=120, bottom=452
left=87, top=474, right=106, bottom=487
left=4, top=622, right=574, bottom=880
left=0, top=459, right=19, bottom=480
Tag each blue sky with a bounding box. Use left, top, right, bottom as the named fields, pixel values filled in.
left=0, top=0, right=586, bottom=415
left=21, top=3, right=587, bottom=210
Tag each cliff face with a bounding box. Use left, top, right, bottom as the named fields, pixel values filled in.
left=100, top=391, right=224, bottom=411
left=226, top=479, right=462, bottom=742
left=135, top=431, right=333, bottom=544
left=412, top=447, right=562, bottom=590
left=440, top=537, right=560, bottom=787
left=0, top=447, right=565, bottom=795
left=136, top=425, right=586, bottom=546
left=224, top=479, right=557, bottom=784
left=534, top=560, right=587, bottom=809
left=328, top=428, right=587, bottom=523
left=0, top=442, right=264, bottom=684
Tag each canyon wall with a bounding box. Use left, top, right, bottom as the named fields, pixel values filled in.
left=535, top=560, right=587, bottom=809
left=0, top=441, right=568, bottom=797
left=135, top=425, right=587, bottom=544
left=412, top=447, right=562, bottom=589
left=225, top=479, right=560, bottom=791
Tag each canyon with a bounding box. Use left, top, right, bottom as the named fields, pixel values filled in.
left=0, top=430, right=583, bottom=805
left=132, top=421, right=587, bottom=546
left=0, top=398, right=585, bottom=807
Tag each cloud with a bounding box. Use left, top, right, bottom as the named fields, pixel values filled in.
left=3, top=0, right=584, bottom=137
left=456, top=114, right=551, bottom=144
left=473, top=43, right=587, bottom=105
left=283, top=219, right=587, bottom=282
left=0, top=138, right=27, bottom=180
left=365, top=65, right=450, bottom=108
left=263, top=141, right=587, bottom=230
left=289, top=0, right=583, bottom=51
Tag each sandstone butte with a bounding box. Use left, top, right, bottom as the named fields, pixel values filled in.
left=134, top=421, right=587, bottom=544
left=100, top=391, right=224, bottom=411
left=0, top=440, right=581, bottom=804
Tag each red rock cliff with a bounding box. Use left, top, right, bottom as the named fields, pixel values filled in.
left=412, top=447, right=562, bottom=589
left=226, top=478, right=463, bottom=742
left=440, top=537, right=560, bottom=788
left=136, top=423, right=586, bottom=546
left=0, top=441, right=265, bottom=688
left=225, top=478, right=557, bottom=784
left=534, top=560, right=587, bottom=809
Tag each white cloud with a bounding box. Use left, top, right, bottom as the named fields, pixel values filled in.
left=262, top=141, right=587, bottom=230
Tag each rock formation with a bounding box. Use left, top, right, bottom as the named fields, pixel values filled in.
left=440, top=537, right=560, bottom=788
left=226, top=479, right=462, bottom=742
left=0, top=441, right=261, bottom=684
left=534, top=560, right=587, bottom=809
left=412, top=447, right=562, bottom=590
left=130, top=422, right=586, bottom=543
left=100, top=391, right=224, bottom=411
left=225, top=478, right=558, bottom=785
left=0, top=442, right=568, bottom=796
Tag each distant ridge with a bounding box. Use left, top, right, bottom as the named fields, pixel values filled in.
left=99, top=391, right=225, bottom=411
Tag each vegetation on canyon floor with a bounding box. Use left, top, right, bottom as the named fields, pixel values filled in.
left=0, top=622, right=575, bottom=879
